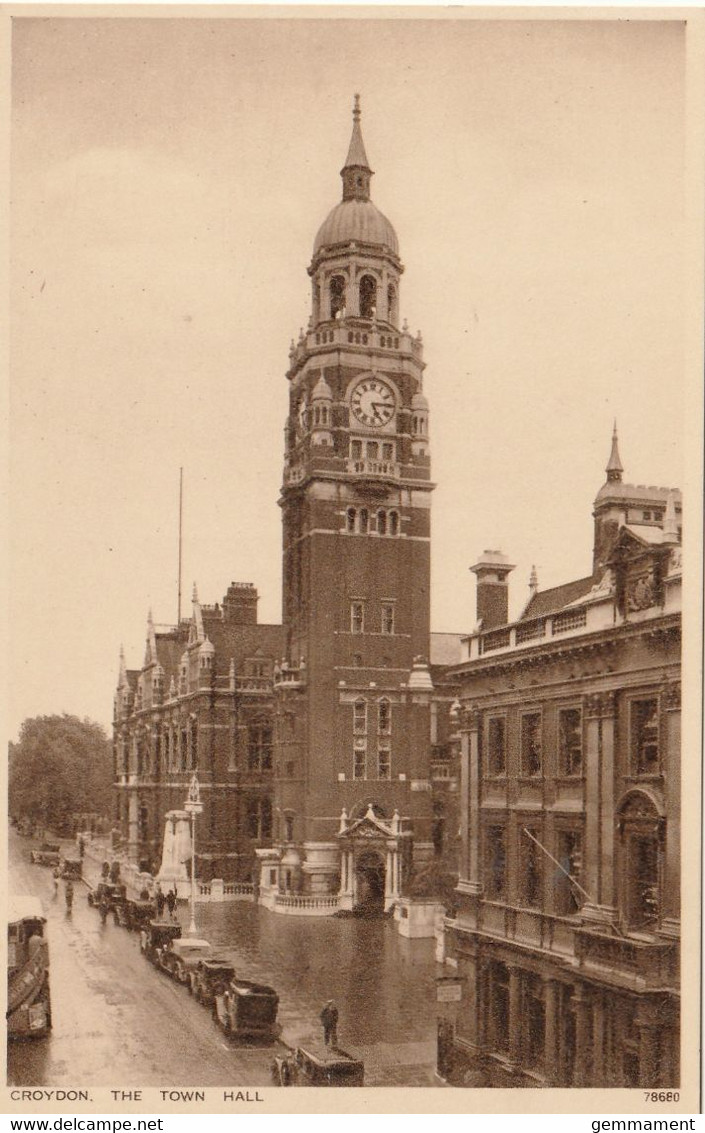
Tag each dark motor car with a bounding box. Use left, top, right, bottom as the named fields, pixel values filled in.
left=29, top=844, right=61, bottom=867
left=213, top=977, right=280, bottom=1042
left=116, top=898, right=155, bottom=932
left=272, top=1045, right=364, bottom=1087
left=87, top=881, right=125, bottom=909
left=141, top=920, right=182, bottom=967
left=191, top=958, right=236, bottom=1008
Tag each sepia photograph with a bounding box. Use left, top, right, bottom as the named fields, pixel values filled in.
left=5, top=6, right=703, bottom=1115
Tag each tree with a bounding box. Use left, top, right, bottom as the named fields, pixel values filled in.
left=9, top=714, right=113, bottom=835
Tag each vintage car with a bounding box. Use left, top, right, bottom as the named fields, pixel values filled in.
left=271, top=1044, right=364, bottom=1087
left=60, top=857, right=83, bottom=881
left=87, top=881, right=126, bottom=910
left=190, top=957, right=236, bottom=1007
left=115, top=898, right=156, bottom=932
left=141, top=920, right=182, bottom=967
left=159, top=936, right=212, bottom=985
left=213, top=977, right=280, bottom=1042
left=8, top=896, right=52, bottom=1040
left=29, top=843, right=61, bottom=867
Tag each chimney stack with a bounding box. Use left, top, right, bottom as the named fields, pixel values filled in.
left=470, top=550, right=516, bottom=630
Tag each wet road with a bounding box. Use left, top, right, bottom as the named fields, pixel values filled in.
left=8, top=831, right=439, bottom=1087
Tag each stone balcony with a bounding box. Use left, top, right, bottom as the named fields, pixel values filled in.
left=288, top=319, right=424, bottom=374
left=574, top=926, right=679, bottom=992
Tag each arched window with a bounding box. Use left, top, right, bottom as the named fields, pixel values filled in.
left=330, top=275, right=346, bottom=319
left=359, top=275, right=377, bottom=319
left=389, top=510, right=400, bottom=536
left=387, top=283, right=397, bottom=325
left=314, top=406, right=321, bottom=425
left=377, top=510, right=387, bottom=536
left=359, top=508, right=369, bottom=534
left=346, top=507, right=356, bottom=533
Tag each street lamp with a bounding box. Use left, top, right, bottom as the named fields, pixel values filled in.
left=184, top=773, right=203, bottom=937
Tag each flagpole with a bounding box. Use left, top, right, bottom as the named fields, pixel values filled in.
left=522, top=827, right=593, bottom=903
left=177, top=467, right=183, bottom=626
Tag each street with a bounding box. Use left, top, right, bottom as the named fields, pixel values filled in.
left=8, top=830, right=439, bottom=1087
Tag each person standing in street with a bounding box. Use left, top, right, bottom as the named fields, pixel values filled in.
left=155, top=883, right=166, bottom=920
left=64, top=879, right=74, bottom=913
left=320, top=1000, right=339, bottom=1047
left=166, top=888, right=177, bottom=921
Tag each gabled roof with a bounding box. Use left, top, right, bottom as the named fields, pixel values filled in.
left=520, top=576, right=595, bottom=621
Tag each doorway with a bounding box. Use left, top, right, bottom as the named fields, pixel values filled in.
left=354, top=849, right=386, bottom=913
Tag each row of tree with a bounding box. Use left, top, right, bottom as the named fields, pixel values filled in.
left=9, top=714, right=113, bottom=835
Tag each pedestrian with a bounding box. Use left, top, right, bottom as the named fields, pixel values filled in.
left=52, top=867, right=60, bottom=898
left=78, top=833, right=85, bottom=859
left=320, top=999, right=339, bottom=1047
left=64, top=879, right=74, bottom=913
left=166, top=888, right=177, bottom=921
left=155, top=887, right=166, bottom=920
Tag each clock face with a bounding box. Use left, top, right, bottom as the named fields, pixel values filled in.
left=350, top=377, right=396, bottom=428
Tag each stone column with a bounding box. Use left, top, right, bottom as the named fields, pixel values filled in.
left=637, top=1012, right=661, bottom=1088
left=599, top=692, right=617, bottom=914
left=583, top=693, right=617, bottom=924
left=592, top=992, right=605, bottom=1087
left=509, top=966, right=522, bottom=1065
left=583, top=695, right=601, bottom=907
left=543, top=977, right=559, bottom=1084
left=661, top=682, right=681, bottom=937
left=571, top=986, right=592, bottom=1087
left=458, top=720, right=470, bottom=880
left=468, top=710, right=482, bottom=890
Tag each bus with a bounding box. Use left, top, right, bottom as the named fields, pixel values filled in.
left=8, top=896, right=51, bottom=1039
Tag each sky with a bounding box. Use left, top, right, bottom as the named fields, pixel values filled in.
left=9, top=13, right=688, bottom=737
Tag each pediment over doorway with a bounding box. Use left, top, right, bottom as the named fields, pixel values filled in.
left=337, top=803, right=405, bottom=842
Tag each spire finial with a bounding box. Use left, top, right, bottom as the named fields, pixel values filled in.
left=606, top=420, right=623, bottom=482
left=341, top=96, right=372, bottom=201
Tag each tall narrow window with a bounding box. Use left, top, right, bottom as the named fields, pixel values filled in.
left=353, top=740, right=367, bottom=780
left=556, top=829, right=583, bottom=915
left=351, top=602, right=365, bottom=634
left=522, top=827, right=542, bottom=908
left=382, top=442, right=394, bottom=462
left=378, top=698, right=391, bottom=735
left=359, top=275, right=377, bottom=318
left=353, top=698, right=367, bottom=735
left=377, top=510, right=387, bottom=536
left=381, top=603, right=395, bottom=635
left=521, top=712, right=542, bottom=776
left=631, top=698, right=659, bottom=774
left=367, top=441, right=379, bottom=461
left=389, top=511, right=400, bottom=536
left=487, top=716, right=506, bottom=776
left=485, top=825, right=506, bottom=900
left=346, top=507, right=356, bottom=532
left=558, top=707, right=582, bottom=776
left=350, top=439, right=363, bottom=460
left=378, top=743, right=391, bottom=780
left=330, top=275, right=345, bottom=319
left=359, top=509, right=369, bottom=535
left=524, top=975, right=545, bottom=1071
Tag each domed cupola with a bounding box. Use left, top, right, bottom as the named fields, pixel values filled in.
left=309, top=97, right=403, bottom=330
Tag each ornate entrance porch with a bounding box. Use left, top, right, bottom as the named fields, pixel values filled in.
left=337, top=804, right=410, bottom=913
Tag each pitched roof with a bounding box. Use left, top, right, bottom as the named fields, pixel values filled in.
left=520, top=576, right=595, bottom=620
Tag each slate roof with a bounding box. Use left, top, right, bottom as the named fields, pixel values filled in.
left=520, top=576, right=595, bottom=621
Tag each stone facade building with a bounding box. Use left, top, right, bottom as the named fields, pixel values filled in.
left=441, top=436, right=681, bottom=1087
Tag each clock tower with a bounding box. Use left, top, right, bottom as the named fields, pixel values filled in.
left=263, top=98, right=435, bottom=912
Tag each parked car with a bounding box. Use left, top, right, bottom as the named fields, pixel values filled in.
left=87, top=881, right=126, bottom=909
left=160, top=937, right=212, bottom=985
left=190, top=958, right=236, bottom=1008
left=29, top=844, right=61, bottom=867
left=213, top=977, right=280, bottom=1042
left=115, top=898, right=155, bottom=932
left=271, top=1045, right=364, bottom=1087
left=141, top=920, right=182, bottom=968
left=60, top=857, right=83, bottom=881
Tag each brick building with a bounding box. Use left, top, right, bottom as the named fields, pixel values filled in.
left=113, top=100, right=462, bottom=903
left=440, top=435, right=681, bottom=1087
